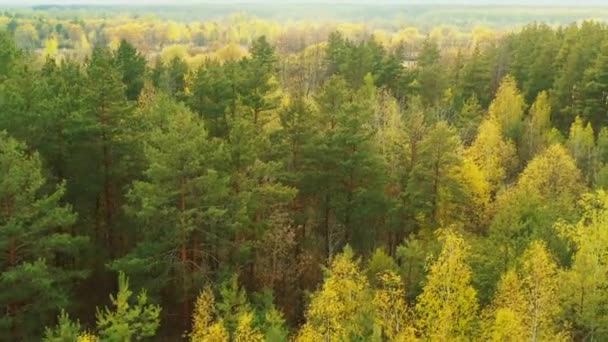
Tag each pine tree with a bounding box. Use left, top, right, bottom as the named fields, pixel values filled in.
left=45, top=272, right=161, bottom=341
left=305, top=75, right=385, bottom=256
left=238, top=36, right=280, bottom=127
left=44, top=310, right=82, bottom=342
left=81, top=45, right=135, bottom=257
left=580, top=40, right=608, bottom=130
left=111, top=101, right=229, bottom=322
left=416, top=38, right=447, bottom=107
left=457, top=46, right=491, bottom=107
left=456, top=96, right=484, bottom=146
left=0, top=132, right=87, bottom=340
left=189, top=61, right=237, bottom=138
left=95, top=272, right=161, bottom=341
left=217, top=275, right=250, bottom=334
left=113, top=39, right=146, bottom=101
left=406, top=121, right=465, bottom=226
left=0, top=30, right=20, bottom=79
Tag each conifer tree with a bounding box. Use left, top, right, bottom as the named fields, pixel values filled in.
left=0, top=132, right=86, bottom=340
left=406, top=121, right=465, bottom=226
left=96, top=272, right=161, bottom=341
left=113, top=39, right=146, bottom=101
left=456, top=96, right=484, bottom=146
left=580, top=40, right=608, bottom=130
left=111, top=101, right=229, bottom=321
left=81, top=45, right=136, bottom=257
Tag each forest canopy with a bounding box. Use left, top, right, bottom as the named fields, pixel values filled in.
left=2, top=2, right=608, bottom=341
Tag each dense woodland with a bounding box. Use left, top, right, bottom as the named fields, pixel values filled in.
left=3, top=6, right=608, bottom=342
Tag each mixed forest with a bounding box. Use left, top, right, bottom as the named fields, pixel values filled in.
left=3, top=6, right=608, bottom=342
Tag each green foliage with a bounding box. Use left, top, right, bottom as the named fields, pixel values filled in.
left=95, top=272, right=161, bottom=341
left=44, top=310, right=82, bottom=342
left=5, top=11, right=608, bottom=341
left=365, top=248, right=398, bottom=285
left=558, top=191, right=608, bottom=340
left=0, top=131, right=86, bottom=340
left=113, top=39, right=146, bottom=101
left=406, top=121, right=465, bottom=226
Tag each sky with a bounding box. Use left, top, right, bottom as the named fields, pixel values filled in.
left=2, top=0, right=608, bottom=6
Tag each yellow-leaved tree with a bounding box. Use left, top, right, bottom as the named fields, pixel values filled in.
left=488, top=75, right=526, bottom=144
left=482, top=270, right=528, bottom=341
left=295, top=246, right=372, bottom=341
left=190, top=288, right=229, bottom=342
left=567, top=116, right=595, bottom=183
left=467, top=117, right=518, bottom=194
left=524, top=91, right=552, bottom=162
left=373, top=271, right=418, bottom=341
left=520, top=241, right=568, bottom=341
left=558, top=191, right=608, bottom=340
left=234, top=312, right=264, bottom=342
left=484, top=241, right=568, bottom=341
left=416, top=229, right=478, bottom=341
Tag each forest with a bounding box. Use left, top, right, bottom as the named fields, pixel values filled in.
left=2, top=3, right=608, bottom=342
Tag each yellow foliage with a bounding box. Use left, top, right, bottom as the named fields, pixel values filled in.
left=525, top=91, right=552, bottom=160
left=191, top=288, right=229, bottom=342
left=520, top=241, right=566, bottom=341
left=44, top=36, right=59, bottom=57
left=483, top=271, right=527, bottom=341
left=517, top=144, right=585, bottom=201
left=487, top=308, right=527, bottom=342
left=161, top=44, right=189, bottom=63
left=467, top=117, right=517, bottom=193
left=558, top=191, right=608, bottom=337
left=459, top=157, right=491, bottom=230
left=302, top=247, right=371, bottom=341
left=489, top=75, right=525, bottom=141
left=294, top=324, right=323, bottom=342
left=471, top=25, right=498, bottom=47
left=567, top=116, right=595, bottom=180
left=373, top=271, right=417, bottom=341
left=416, top=229, right=478, bottom=341
left=234, top=312, right=263, bottom=342
left=77, top=333, right=99, bottom=342
left=216, top=43, right=247, bottom=62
